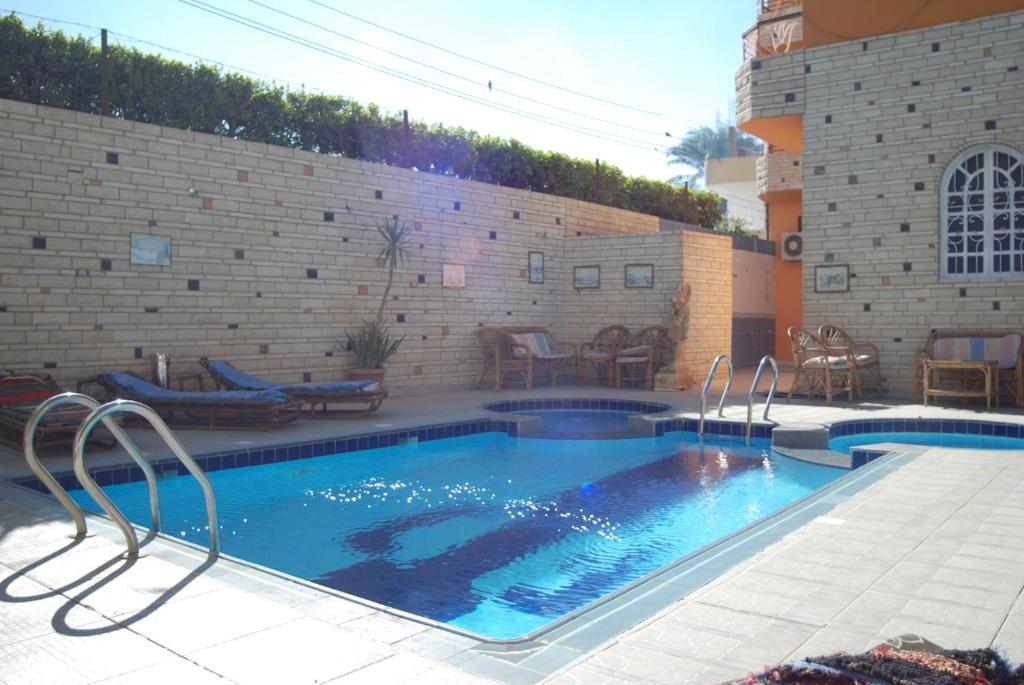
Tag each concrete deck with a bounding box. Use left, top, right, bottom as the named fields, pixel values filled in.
left=1, top=378, right=1023, bottom=683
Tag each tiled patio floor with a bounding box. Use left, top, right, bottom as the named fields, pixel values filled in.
left=1, top=378, right=1022, bottom=683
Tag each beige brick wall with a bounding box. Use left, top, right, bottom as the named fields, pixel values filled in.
left=561, top=233, right=684, bottom=346
left=732, top=249, right=775, bottom=317
left=680, top=231, right=734, bottom=382
left=0, top=99, right=690, bottom=390
left=798, top=11, right=1024, bottom=392
left=757, top=149, right=802, bottom=197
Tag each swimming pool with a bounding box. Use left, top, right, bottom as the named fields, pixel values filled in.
left=830, top=431, right=1024, bottom=453
left=65, top=430, right=842, bottom=639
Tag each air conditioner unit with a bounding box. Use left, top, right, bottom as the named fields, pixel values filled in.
left=780, top=232, right=803, bottom=261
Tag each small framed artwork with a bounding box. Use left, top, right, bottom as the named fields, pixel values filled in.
left=130, top=233, right=172, bottom=266
left=624, top=263, right=654, bottom=288
left=442, top=263, right=466, bottom=288
left=528, top=251, right=544, bottom=284
left=573, top=265, right=600, bottom=289
left=815, top=264, right=849, bottom=292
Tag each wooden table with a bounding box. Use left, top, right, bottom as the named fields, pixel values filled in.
left=922, top=359, right=998, bottom=409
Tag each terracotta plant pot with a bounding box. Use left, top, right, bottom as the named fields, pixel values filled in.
left=347, top=368, right=387, bottom=387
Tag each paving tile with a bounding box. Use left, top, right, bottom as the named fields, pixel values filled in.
left=579, top=642, right=709, bottom=684
left=116, top=586, right=306, bottom=653
left=331, top=652, right=450, bottom=684
left=0, top=573, right=110, bottom=645
left=92, top=656, right=230, bottom=684
left=296, top=595, right=377, bottom=626
left=396, top=628, right=479, bottom=660
left=544, top=660, right=649, bottom=685
left=0, top=621, right=175, bottom=685
left=340, top=610, right=431, bottom=644
left=189, top=616, right=393, bottom=684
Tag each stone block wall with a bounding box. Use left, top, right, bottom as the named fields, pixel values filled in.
left=797, top=11, right=1024, bottom=391
left=680, top=231, right=734, bottom=383
left=0, top=99, right=701, bottom=390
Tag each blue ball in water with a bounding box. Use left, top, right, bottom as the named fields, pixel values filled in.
left=579, top=482, right=599, bottom=496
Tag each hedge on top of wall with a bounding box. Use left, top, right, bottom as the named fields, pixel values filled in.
left=0, top=15, right=723, bottom=227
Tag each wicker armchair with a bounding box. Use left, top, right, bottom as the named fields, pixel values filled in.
left=818, top=324, right=883, bottom=399
left=501, top=327, right=578, bottom=387
left=579, top=325, right=632, bottom=385
left=476, top=327, right=533, bottom=391
left=787, top=327, right=854, bottom=405
left=615, top=326, right=671, bottom=390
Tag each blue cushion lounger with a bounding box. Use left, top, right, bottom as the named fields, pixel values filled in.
left=98, top=371, right=298, bottom=430
left=199, top=358, right=388, bottom=416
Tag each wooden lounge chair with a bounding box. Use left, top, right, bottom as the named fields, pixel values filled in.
left=579, top=325, right=631, bottom=385
left=0, top=371, right=115, bottom=448
left=786, top=327, right=854, bottom=405
left=476, top=328, right=533, bottom=391
left=97, top=371, right=298, bottom=430
left=818, top=324, right=884, bottom=399
left=199, top=358, right=387, bottom=416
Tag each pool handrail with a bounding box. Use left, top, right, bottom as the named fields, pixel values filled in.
left=746, top=355, right=779, bottom=444
left=73, top=399, right=220, bottom=558
left=22, top=392, right=163, bottom=539
left=699, top=354, right=734, bottom=437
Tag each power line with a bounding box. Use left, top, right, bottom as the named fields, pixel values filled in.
left=175, top=0, right=668, bottom=151
left=243, top=0, right=678, bottom=141
left=306, top=0, right=707, bottom=127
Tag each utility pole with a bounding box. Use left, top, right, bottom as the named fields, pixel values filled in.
left=402, top=109, right=410, bottom=168
left=682, top=181, right=690, bottom=221
left=594, top=159, right=601, bottom=203
left=100, top=29, right=110, bottom=116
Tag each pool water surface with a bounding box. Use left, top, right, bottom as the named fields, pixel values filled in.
left=67, top=430, right=842, bottom=639
left=829, top=431, right=1024, bottom=453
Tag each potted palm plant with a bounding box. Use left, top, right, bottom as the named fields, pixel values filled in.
left=338, top=217, right=411, bottom=385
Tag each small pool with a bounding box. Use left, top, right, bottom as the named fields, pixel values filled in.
left=830, top=431, right=1024, bottom=453
left=520, top=409, right=633, bottom=439
left=64, top=429, right=842, bottom=639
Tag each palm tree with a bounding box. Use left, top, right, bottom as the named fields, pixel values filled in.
left=374, top=217, right=412, bottom=327
left=666, top=119, right=763, bottom=184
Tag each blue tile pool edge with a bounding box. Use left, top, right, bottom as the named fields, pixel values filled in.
left=7, top=402, right=768, bottom=494
left=829, top=417, right=1024, bottom=440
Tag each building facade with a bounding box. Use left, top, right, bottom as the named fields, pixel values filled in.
left=736, top=0, right=1024, bottom=390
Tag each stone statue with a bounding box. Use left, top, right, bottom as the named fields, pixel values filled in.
left=667, top=281, right=691, bottom=347
left=656, top=281, right=693, bottom=390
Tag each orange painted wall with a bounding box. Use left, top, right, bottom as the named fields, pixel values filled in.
left=803, top=0, right=1024, bottom=47
left=769, top=193, right=802, bottom=362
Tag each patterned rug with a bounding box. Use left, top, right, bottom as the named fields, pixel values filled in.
left=732, top=635, right=1024, bottom=684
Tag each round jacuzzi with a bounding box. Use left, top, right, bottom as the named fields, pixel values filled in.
left=484, top=398, right=670, bottom=439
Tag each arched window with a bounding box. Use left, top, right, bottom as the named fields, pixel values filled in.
left=941, top=144, right=1024, bottom=279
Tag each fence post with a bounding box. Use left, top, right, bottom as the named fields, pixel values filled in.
left=100, top=28, right=110, bottom=117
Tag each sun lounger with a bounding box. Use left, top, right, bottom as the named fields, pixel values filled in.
left=0, top=370, right=114, bottom=448
left=97, top=371, right=298, bottom=430
left=199, top=358, right=387, bottom=416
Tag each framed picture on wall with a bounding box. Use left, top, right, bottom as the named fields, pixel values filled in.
left=624, top=263, right=654, bottom=288
left=528, top=251, right=544, bottom=283
left=130, top=233, right=172, bottom=266
left=442, top=263, right=466, bottom=287
left=573, top=265, right=600, bottom=289
left=814, top=264, right=849, bottom=292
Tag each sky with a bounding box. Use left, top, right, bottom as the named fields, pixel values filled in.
left=3, top=1, right=757, bottom=182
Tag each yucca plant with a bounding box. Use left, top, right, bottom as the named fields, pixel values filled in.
left=336, top=217, right=411, bottom=369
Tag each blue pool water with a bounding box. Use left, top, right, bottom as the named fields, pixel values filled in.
left=521, top=409, right=633, bottom=438
left=68, top=431, right=841, bottom=638
left=830, top=431, right=1024, bottom=454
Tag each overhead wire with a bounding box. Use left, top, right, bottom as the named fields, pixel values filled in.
left=174, top=0, right=668, bottom=151
left=242, top=0, right=680, bottom=141
left=305, top=0, right=708, bottom=127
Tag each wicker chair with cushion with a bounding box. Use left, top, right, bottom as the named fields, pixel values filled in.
left=818, top=324, right=884, bottom=399
left=476, top=328, right=533, bottom=391
left=97, top=371, right=298, bottom=430
left=200, top=358, right=387, bottom=416
left=0, top=371, right=115, bottom=448
left=615, top=326, right=671, bottom=390
left=912, top=330, right=1023, bottom=407
left=502, top=327, right=578, bottom=387
left=579, top=325, right=632, bottom=385
left=786, top=327, right=854, bottom=405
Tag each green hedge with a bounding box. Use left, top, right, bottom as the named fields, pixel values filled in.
left=0, top=15, right=722, bottom=226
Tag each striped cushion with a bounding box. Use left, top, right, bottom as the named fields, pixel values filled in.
left=0, top=373, right=62, bottom=406
left=510, top=333, right=552, bottom=358
left=933, top=334, right=1021, bottom=369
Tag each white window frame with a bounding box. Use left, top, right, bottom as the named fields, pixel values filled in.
left=939, top=143, right=1024, bottom=281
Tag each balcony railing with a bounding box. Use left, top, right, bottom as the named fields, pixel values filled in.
left=742, top=8, right=803, bottom=61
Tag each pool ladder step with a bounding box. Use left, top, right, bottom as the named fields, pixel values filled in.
left=698, top=355, right=779, bottom=445
left=23, top=393, right=220, bottom=558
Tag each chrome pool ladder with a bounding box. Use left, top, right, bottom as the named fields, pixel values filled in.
left=746, top=355, right=779, bottom=445
left=698, top=354, right=733, bottom=437
left=23, top=394, right=220, bottom=558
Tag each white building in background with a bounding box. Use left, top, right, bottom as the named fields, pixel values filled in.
left=704, top=156, right=766, bottom=237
